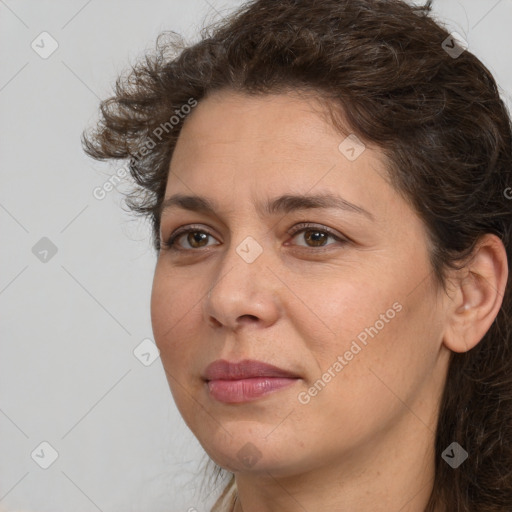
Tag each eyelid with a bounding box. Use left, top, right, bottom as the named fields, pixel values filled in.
left=162, top=222, right=350, bottom=251
left=163, top=224, right=219, bottom=250
left=287, top=222, right=349, bottom=243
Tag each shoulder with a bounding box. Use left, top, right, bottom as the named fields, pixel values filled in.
left=210, top=476, right=237, bottom=512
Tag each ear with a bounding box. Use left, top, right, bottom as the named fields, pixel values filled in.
left=443, top=234, right=509, bottom=354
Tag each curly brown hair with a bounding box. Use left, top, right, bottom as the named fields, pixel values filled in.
left=82, top=0, right=512, bottom=510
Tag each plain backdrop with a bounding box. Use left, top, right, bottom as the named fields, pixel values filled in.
left=1, top=1, right=511, bottom=511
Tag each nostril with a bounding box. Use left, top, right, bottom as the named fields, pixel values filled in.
left=238, top=314, right=259, bottom=323
left=209, top=317, right=223, bottom=328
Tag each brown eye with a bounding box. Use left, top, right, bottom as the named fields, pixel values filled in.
left=184, top=231, right=210, bottom=248
left=288, top=223, right=348, bottom=249
left=163, top=227, right=219, bottom=251
left=301, top=229, right=330, bottom=247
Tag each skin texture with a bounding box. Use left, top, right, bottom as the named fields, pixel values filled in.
left=150, top=89, right=508, bottom=512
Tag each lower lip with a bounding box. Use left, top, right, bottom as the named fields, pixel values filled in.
left=206, top=377, right=299, bottom=403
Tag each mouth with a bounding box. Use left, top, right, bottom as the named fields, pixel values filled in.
left=202, top=359, right=301, bottom=403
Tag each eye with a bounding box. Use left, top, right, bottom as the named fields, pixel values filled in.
left=162, top=226, right=219, bottom=251
left=287, top=223, right=348, bottom=249
left=161, top=223, right=349, bottom=253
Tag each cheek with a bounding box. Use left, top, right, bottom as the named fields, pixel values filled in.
left=150, top=271, right=207, bottom=422
left=296, top=264, right=440, bottom=396
left=287, top=274, right=400, bottom=358
left=150, top=268, right=201, bottom=366
left=313, top=286, right=442, bottom=421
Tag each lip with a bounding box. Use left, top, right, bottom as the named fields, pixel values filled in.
left=203, top=359, right=301, bottom=403
left=203, top=359, right=299, bottom=381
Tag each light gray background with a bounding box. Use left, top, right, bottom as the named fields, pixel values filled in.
left=1, top=1, right=511, bottom=511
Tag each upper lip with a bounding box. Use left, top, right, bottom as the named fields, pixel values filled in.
left=202, top=359, right=300, bottom=381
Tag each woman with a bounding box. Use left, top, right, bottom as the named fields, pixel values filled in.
left=82, top=0, right=512, bottom=510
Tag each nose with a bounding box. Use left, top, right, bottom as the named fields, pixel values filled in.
left=204, top=235, right=281, bottom=332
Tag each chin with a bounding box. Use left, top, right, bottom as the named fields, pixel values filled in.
left=199, top=428, right=310, bottom=476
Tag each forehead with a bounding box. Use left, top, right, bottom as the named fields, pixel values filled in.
left=170, top=90, right=384, bottom=177
left=173, top=89, right=341, bottom=157
left=164, top=89, right=396, bottom=221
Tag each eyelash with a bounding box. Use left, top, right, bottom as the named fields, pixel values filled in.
left=161, top=223, right=349, bottom=252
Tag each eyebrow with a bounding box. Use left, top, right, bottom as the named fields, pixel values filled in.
left=159, top=192, right=374, bottom=221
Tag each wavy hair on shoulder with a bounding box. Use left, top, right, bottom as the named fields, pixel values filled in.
left=82, top=1, right=512, bottom=510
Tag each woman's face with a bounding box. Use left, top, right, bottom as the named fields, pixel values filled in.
left=151, top=89, right=451, bottom=476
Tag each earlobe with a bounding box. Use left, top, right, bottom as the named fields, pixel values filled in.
left=443, top=234, right=509, bottom=354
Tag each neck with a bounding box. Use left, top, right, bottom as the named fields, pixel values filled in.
left=232, top=413, right=439, bottom=512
